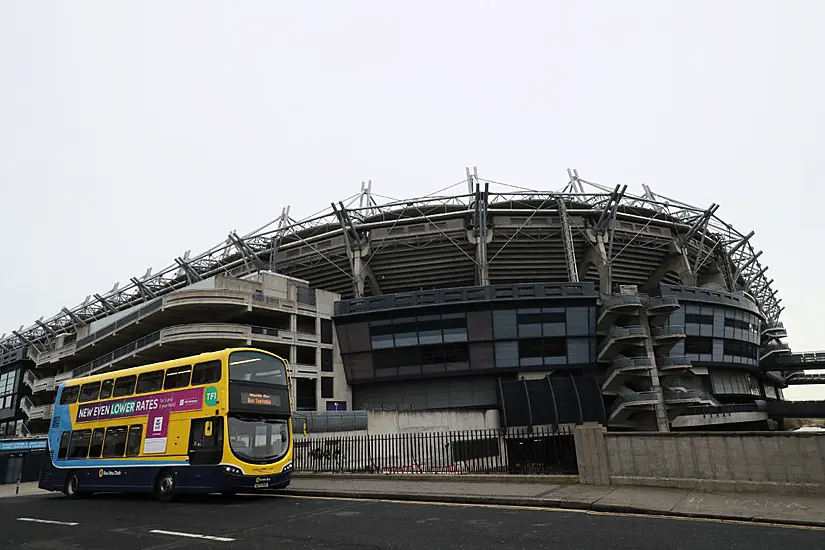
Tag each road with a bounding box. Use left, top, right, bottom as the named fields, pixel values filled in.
left=2, top=492, right=822, bottom=549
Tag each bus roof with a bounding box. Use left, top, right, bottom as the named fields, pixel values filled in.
left=57, top=347, right=287, bottom=390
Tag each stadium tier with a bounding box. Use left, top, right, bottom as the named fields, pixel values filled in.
left=2, top=169, right=822, bottom=436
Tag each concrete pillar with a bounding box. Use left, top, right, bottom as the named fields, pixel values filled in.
left=594, top=233, right=611, bottom=294
left=352, top=248, right=365, bottom=298
left=574, top=423, right=611, bottom=485
left=639, top=309, right=670, bottom=433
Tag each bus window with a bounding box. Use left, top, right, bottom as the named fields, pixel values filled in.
left=57, top=431, right=71, bottom=459
left=191, top=360, right=221, bottom=385
left=125, top=425, right=143, bottom=457
left=68, top=430, right=92, bottom=459
left=164, top=366, right=192, bottom=390
left=102, top=426, right=128, bottom=458
left=88, top=428, right=105, bottom=458
left=99, top=379, right=114, bottom=400
left=59, top=386, right=80, bottom=405
left=79, top=382, right=101, bottom=403
left=136, top=370, right=163, bottom=394
left=113, top=375, right=136, bottom=398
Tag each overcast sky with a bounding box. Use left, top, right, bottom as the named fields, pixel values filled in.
left=1, top=1, right=822, bottom=399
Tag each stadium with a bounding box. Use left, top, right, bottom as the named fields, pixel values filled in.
left=2, top=167, right=824, bottom=453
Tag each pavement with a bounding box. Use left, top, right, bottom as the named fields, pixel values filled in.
left=281, top=474, right=825, bottom=528
left=1, top=488, right=824, bottom=548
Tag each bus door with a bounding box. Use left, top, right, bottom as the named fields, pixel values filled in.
left=188, top=417, right=224, bottom=465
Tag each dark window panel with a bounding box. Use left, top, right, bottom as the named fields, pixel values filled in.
left=469, top=342, right=494, bottom=370
left=685, top=336, right=713, bottom=355
left=320, top=319, right=334, bottom=344
left=467, top=310, right=492, bottom=341
left=321, top=349, right=334, bottom=372
left=321, top=377, right=334, bottom=398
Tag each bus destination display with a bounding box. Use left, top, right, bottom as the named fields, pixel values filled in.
left=241, top=392, right=281, bottom=407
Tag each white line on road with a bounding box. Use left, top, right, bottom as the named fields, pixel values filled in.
left=150, top=529, right=235, bottom=542
left=17, top=517, right=79, bottom=526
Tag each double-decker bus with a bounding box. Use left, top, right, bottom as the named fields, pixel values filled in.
left=38, top=347, right=294, bottom=501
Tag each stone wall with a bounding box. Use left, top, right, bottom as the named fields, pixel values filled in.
left=574, top=424, right=825, bottom=495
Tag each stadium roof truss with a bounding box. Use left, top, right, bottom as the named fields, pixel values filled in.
left=0, top=169, right=783, bottom=354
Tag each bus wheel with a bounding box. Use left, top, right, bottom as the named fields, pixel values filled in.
left=63, top=472, right=80, bottom=498
left=153, top=470, right=176, bottom=503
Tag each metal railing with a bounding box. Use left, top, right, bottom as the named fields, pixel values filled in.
left=602, top=357, right=651, bottom=386
left=601, top=294, right=643, bottom=311
left=651, top=325, right=685, bottom=338
left=656, top=355, right=692, bottom=368
left=760, top=342, right=792, bottom=360
left=293, top=426, right=578, bottom=476
left=679, top=403, right=760, bottom=416
left=605, top=325, right=647, bottom=340
left=645, top=296, right=679, bottom=310
left=663, top=389, right=720, bottom=405
left=607, top=391, right=660, bottom=416
left=761, top=321, right=786, bottom=333
left=31, top=289, right=293, bottom=365
left=20, top=396, right=52, bottom=420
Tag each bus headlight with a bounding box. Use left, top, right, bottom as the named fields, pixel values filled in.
left=282, top=462, right=293, bottom=472
left=224, top=465, right=243, bottom=475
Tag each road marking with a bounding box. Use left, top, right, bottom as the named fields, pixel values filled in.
left=17, top=517, right=79, bottom=526
left=150, top=529, right=235, bottom=542
left=271, top=494, right=825, bottom=532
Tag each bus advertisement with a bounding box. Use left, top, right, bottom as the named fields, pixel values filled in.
left=38, top=347, right=294, bottom=502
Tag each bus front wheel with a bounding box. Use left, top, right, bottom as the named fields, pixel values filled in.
left=154, top=470, right=176, bottom=503
left=63, top=472, right=80, bottom=498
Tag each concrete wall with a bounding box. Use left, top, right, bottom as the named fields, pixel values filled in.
left=574, top=425, right=825, bottom=494
left=295, top=408, right=501, bottom=437
left=368, top=409, right=500, bottom=433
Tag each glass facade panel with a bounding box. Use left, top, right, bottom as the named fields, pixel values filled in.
left=0, top=369, right=17, bottom=411
left=494, top=341, right=519, bottom=368
left=368, top=313, right=469, bottom=349
left=492, top=310, right=518, bottom=339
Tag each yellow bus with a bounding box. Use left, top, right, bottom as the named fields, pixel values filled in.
left=38, top=347, right=294, bottom=502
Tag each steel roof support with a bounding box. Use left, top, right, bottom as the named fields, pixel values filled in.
left=734, top=250, right=763, bottom=283
left=643, top=242, right=695, bottom=290
left=11, top=330, right=41, bottom=354
left=268, top=206, right=290, bottom=273
left=557, top=198, right=579, bottom=283
left=34, top=319, right=57, bottom=338
left=174, top=255, right=202, bottom=284
left=228, top=231, right=267, bottom=273
left=93, top=293, right=117, bottom=314
left=332, top=201, right=382, bottom=298
left=60, top=307, right=86, bottom=328
left=468, top=167, right=491, bottom=286
left=0, top=171, right=787, bottom=352
left=129, top=277, right=157, bottom=300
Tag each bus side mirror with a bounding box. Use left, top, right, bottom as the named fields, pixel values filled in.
left=205, top=421, right=213, bottom=437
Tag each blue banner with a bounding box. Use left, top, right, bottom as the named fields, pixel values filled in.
left=0, top=439, right=47, bottom=452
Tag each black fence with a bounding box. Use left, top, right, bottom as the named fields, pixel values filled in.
left=293, top=426, right=578, bottom=475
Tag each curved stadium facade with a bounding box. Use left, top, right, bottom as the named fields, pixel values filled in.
left=2, top=169, right=821, bottom=438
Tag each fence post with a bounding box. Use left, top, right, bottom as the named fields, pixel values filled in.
left=573, top=423, right=611, bottom=485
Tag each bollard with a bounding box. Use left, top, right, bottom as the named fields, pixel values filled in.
left=16, top=477, right=20, bottom=495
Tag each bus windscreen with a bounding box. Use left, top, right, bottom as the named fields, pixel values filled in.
left=228, top=351, right=288, bottom=386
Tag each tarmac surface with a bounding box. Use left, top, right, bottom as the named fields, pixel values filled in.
left=2, top=490, right=824, bottom=549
